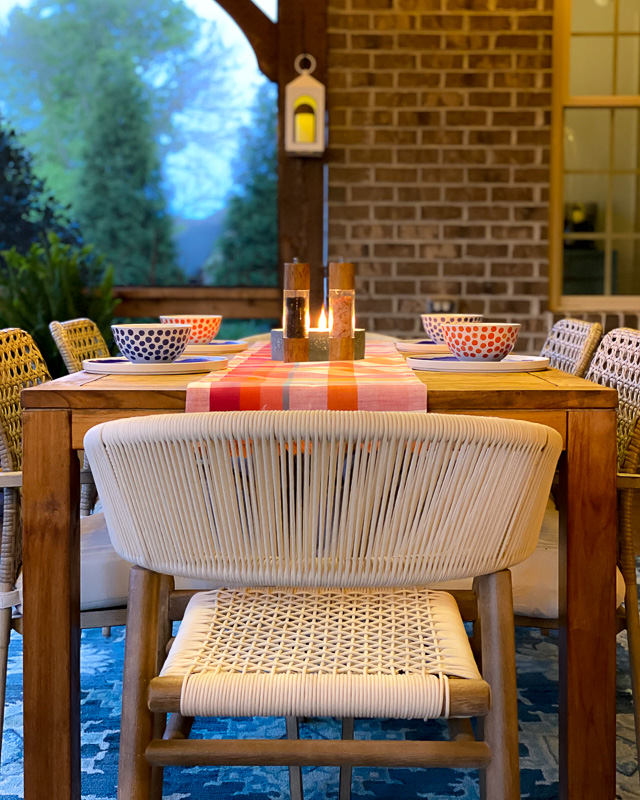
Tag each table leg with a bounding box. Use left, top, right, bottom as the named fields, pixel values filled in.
left=23, top=410, right=81, bottom=800
left=559, top=410, right=617, bottom=800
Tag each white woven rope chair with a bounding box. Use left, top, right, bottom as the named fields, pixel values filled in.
left=539, top=317, right=602, bottom=377
left=85, top=410, right=561, bottom=800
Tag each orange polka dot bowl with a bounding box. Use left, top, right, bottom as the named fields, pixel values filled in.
left=160, top=315, right=222, bottom=344
left=421, top=313, right=483, bottom=344
left=442, top=322, right=521, bottom=362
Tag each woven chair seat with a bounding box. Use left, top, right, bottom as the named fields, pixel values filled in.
left=157, top=586, right=486, bottom=720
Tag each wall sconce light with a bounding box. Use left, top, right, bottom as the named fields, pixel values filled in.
left=284, top=53, right=325, bottom=157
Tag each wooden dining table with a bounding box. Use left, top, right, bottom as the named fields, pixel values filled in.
left=20, top=364, right=618, bottom=800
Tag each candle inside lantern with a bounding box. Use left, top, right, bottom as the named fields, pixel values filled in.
left=294, top=108, right=316, bottom=144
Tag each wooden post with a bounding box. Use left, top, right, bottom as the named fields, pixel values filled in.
left=329, top=262, right=355, bottom=361
left=283, top=261, right=310, bottom=363
left=277, top=0, right=327, bottom=315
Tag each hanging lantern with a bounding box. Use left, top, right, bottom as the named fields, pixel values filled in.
left=285, top=53, right=325, bottom=157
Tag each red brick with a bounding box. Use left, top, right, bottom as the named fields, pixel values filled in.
left=467, top=168, right=511, bottom=183
left=492, top=186, right=534, bottom=202
left=420, top=205, right=463, bottom=219
left=398, top=187, right=442, bottom=201
left=517, top=15, right=552, bottom=30
left=373, top=53, right=417, bottom=69
left=375, top=91, right=419, bottom=107
left=397, top=33, right=442, bottom=47
left=494, top=72, right=537, bottom=89
left=374, top=205, right=418, bottom=220
left=445, top=34, right=491, bottom=49
left=490, top=224, right=534, bottom=239
left=490, top=262, right=535, bottom=277
left=420, top=14, right=464, bottom=28
left=374, top=278, right=419, bottom=292
left=352, top=186, right=394, bottom=201
left=492, top=111, right=537, bottom=126
left=348, top=148, right=394, bottom=164
left=443, top=149, right=487, bottom=164
left=444, top=224, right=487, bottom=238
left=421, top=129, right=464, bottom=145
left=419, top=279, right=464, bottom=293
left=419, top=243, right=463, bottom=259
left=468, top=206, right=510, bottom=221
left=352, top=224, right=394, bottom=238
left=465, top=244, right=509, bottom=258
left=421, top=167, right=465, bottom=182
left=350, top=71, right=394, bottom=88
left=469, top=54, right=512, bottom=69
left=469, top=14, right=512, bottom=29
left=421, top=53, right=464, bottom=69
left=445, top=73, right=489, bottom=88
left=375, top=167, right=419, bottom=182
left=490, top=148, right=537, bottom=164
left=373, top=244, right=417, bottom=258
left=374, top=129, right=418, bottom=144
left=397, top=224, right=439, bottom=239
left=398, top=110, right=443, bottom=126
left=352, top=34, right=394, bottom=49
left=398, top=72, right=442, bottom=87
left=468, top=130, right=512, bottom=145
left=443, top=261, right=487, bottom=276
left=445, top=110, right=488, bottom=126
left=466, top=280, right=509, bottom=294
left=445, top=186, right=487, bottom=202
left=373, top=13, right=417, bottom=30
left=495, top=34, right=540, bottom=49
left=328, top=13, right=371, bottom=29
left=398, top=0, right=442, bottom=8
left=397, top=148, right=440, bottom=163
left=397, top=261, right=440, bottom=276
left=331, top=205, right=371, bottom=221
left=351, top=110, right=394, bottom=125
left=422, top=91, right=465, bottom=106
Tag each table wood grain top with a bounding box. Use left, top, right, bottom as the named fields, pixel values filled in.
left=21, top=365, right=618, bottom=412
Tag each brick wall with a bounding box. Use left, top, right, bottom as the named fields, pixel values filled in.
left=326, top=0, right=554, bottom=351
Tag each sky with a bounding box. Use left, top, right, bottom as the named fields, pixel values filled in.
left=0, top=0, right=277, bottom=219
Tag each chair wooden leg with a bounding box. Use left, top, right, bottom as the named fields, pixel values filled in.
left=285, top=716, right=303, bottom=800
left=101, top=626, right=112, bottom=638
left=0, top=607, right=12, bottom=766
left=117, top=567, right=172, bottom=800
left=339, top=717, right=354, bottom=800
left=474, top=571, right=520, bottom=800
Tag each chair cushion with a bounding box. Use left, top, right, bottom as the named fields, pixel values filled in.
left=16, top=513, right=220, bottom=614
left=430, top=502, right=625, bottom=619
left=159, top=587, right=485, bottom=719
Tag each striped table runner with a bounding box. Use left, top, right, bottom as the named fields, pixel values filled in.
left=186, top=342, right=427, bottom=412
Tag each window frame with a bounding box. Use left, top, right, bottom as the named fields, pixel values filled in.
left=550, top=0, right=640, bottom=311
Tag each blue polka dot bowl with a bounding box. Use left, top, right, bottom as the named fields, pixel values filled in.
left=112, top=323, right=192, bottom=364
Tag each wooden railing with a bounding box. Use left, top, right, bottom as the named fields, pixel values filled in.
left=113, top=287, right=281, bottom=319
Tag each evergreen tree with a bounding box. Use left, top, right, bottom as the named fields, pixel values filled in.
left=0, top=118, right=82, bottom=264
left=77, top=61, right=181, bottom=286
left=0, top=0, right=235, bottom=210
left=205, top=82, right=278, bottom=287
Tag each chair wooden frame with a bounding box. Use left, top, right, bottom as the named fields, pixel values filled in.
left=119, top=570, right=517, bottom=800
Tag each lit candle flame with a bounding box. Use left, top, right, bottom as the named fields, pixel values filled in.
left=318, top=308, right=328, bottom=330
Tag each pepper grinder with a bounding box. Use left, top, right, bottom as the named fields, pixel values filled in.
left=328, top=261, right=355, bottom=361
left=282, top=260, right=310, bottom=363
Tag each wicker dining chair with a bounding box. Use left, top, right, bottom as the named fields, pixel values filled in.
left=49, top=318, right=110, bottom=516
left=84, top=410, right=562, bottom=800
left=49, top=317, right=110, bottom=373
left=539, top=317, right=602, bottom=377
left=0, top=328, right=132, bottom=764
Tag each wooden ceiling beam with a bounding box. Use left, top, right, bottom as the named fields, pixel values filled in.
left=213, top=0, right=278, bottom=82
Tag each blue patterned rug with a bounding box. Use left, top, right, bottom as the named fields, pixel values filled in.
left=0, top=626, right=638, bottom=799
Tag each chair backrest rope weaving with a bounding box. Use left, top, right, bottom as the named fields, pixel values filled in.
left=85, top=411, right=561, bottom=588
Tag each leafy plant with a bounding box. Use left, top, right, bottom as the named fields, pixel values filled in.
left=0, top=121, right=82, bottom=263
left=0, top=233, right=119, bottom=377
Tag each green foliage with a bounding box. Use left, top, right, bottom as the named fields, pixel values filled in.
left=77, top=60, right=181, bottom=286
left=0, top=0, right=235, bottom=211
left=205, top=82, right=278, bottom=287
left=0, top=119, right=81, bottom=262
left=0, top=234, right=119, bottom=377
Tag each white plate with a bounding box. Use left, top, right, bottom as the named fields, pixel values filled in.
left=407, top=354, right=550, bottom=373
left=184, top=340, right=248, bottom=356
left=82, top=356, right=228, bottom=375
left=395, top=339, right=451, bottom=356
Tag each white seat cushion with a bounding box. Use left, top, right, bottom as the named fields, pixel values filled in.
left=430, top=501, right=625, bottom=619
left=15, top=513, right=219, bottom=615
